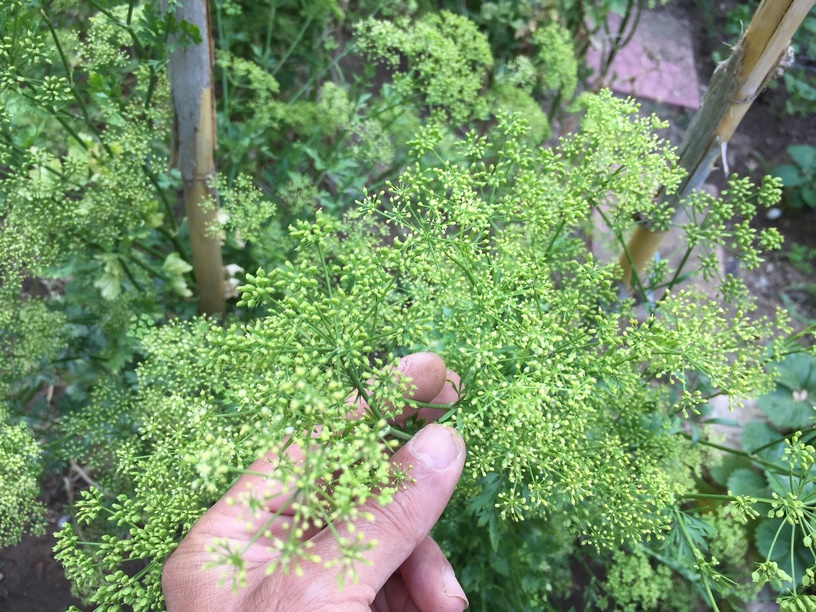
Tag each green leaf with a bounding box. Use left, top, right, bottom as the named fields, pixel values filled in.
left=162, top=253, right=193, bottom=298
left=753, top=519, right=812, bottom=593
left=701, top=417, right=740, bottom=427
left=726, top=468, right=768, bottom=496
left=758, top=388, right=815, bottom=430
left=787, top=144, right=816, bottom=170
left=800, top=184, right=816, bottom=207
left=742, top=421, right=785, bottom=463
left=788, top=354, right=816, bottom=391
left=93, top=254, right=124, bottom=300
left=661, top=510, right=715, bottom=561
left=754, top=518, right=789, bottom=561
left=767, top=469, right=816, bottom=501
left=162, top=252, right=193, bottom=276
left=179, top=20, right=203, bottom=44
left=772, top=164, right=804, bottom=187
left=760, top=354, right=816, bottom=430
left=709, top=453, right=752, bottom=487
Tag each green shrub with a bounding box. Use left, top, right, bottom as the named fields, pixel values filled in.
left=0, top=403, right=45, bottom=547
left=52, top=95, right=791, bottom=609
left=1, top=1, right=812, bottom=610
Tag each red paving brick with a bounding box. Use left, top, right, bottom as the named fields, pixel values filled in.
left=586, top=9, right=701, bottom=109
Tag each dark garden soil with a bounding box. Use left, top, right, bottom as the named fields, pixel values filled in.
left=0, top=473, right=87, bottom=611
left=0, top=526, right=87, bottom=612
left=2, top=1, right=814, bottom=610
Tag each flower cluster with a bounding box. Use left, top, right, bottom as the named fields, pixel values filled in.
left=356, top=11, right=493, bottom=123
left=0, top=404, right=45, bottom=547
left=55, top=94, right=784, bottom=609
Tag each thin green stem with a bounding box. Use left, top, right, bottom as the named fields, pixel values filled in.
left=790, top=520, right=797, bottom=591
left=593, top=201, right=648, bottom=300
left=767, top=519, right=785, bottom=563
left=126, top=252, right=170, bottom=282
left=347, top=368, right=378, bottom=421
left=238, top=493, right=299, bottom=554
left=544, top=218, right=567, bottom=256
left=144, top=169, right=180, bottom=234
left=40, top=8, right=71, bottom=85
left=214, top=0, right=230, bottom=117
left=10, top=1, right=20, bottom=55
left=86, top=0, right=145, bottom=55
left=0, top=135, right=70, bottom=180
left=53, top=114, right=88, bottom=151
left=156, top=226, right=188, bottom=263
left=42, top=6, right=114, bottom=157
left=386, top=425, right=412, bottom=441
left=663, top=244, right=696, bottom=293
left=674, top=508, right=720, bottom=610
left=143, top=65, right=158, bottom=110
left=406, top=400, right=458, bottom=410
left=435, top=405, right=460, bottom=425
left=680, top=433, right=785, bottom=474
left=601, top=0, right=641, bottom=76
left=117, top=257, right=145, bottom=291
left=132, top=239, right=167, bottom=261
left=286, top=46, right=354, bottom=104
left=683, top=492, right=774, bottom=504
left=270, top=16, right=314, bottom=80
left=682, top=493, right=734, bottom=502
left=447, top=254, right=479, bottom=289
left=264, top=1, right=278, bottom=63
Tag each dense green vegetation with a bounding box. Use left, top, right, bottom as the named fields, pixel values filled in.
left=1, top=1, right=814, bottom=610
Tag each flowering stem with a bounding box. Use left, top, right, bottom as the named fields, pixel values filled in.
left=387, top=426, right=412, bottom=441
left=674, top=508, right=720, bottom=610
left=144, top=170, right=180, bottom=235
left=347, top=368, right=379, bottom=421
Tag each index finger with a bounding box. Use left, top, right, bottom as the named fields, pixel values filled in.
left=347, top=352, right=460, bottom=424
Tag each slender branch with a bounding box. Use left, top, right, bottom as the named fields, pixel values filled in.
left=386, top=426, right=412, bottom=441
left=680, top=433, right=786, bottom=473
left=41, top=7, right=114, bottom=156
left=270, top=16, right=314, bottom=80
left=117, top=256, right=145, bottom=291
left=86, top=0, right=146, bottom=55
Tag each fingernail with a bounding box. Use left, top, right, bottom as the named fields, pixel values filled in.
left=443, top=566, right=469, bottom=609
left=411, top=424, right=460, bottom=469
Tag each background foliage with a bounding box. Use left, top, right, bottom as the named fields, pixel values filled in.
left=1, top=0, right=815, bottom=610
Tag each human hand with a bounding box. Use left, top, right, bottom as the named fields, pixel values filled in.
left=162, top=352, right=468, bottom=611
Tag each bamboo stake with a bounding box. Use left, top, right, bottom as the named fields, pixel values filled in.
left=618, top=0, right=815, bottom=290
left=165, top=0, right=226, bottom=315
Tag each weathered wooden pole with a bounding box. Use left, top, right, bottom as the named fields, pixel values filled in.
left=618, top=0, right=816, bottom=289
left=165, top=0, right=226, bottom=315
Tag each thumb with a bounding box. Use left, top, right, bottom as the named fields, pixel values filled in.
left=312, top=423, right=465, bottom=593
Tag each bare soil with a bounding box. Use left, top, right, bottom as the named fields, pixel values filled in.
left=0, top=473, right=87, bottom=611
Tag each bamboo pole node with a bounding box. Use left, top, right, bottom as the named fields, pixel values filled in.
left=730, top=92, right=759, bottom=104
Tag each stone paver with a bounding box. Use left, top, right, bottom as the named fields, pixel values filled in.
left=586, top=9, right=701, bottom=109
